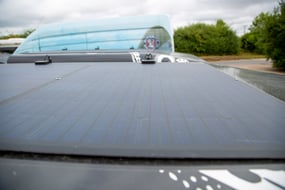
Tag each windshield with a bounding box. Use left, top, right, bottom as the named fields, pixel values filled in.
left=14, top=15, right=174, bottom=54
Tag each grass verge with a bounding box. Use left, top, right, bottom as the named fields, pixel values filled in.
left=200, top=53, right=266, bottom=61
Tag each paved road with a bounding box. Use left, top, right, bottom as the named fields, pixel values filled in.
left=0, top=52, right=11, bottom=64
left=209, top=62, right=285, bottom=102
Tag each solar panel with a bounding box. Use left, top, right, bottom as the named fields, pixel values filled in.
left=0, top=62, right=285, bottom=158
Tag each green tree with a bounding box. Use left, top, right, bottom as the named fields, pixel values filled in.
left=240, top=32, right=257, bottom=52
left=0, top=29, right=35, bottom=39
left=215, top=19, right=240, bottom=55
left=174, top=20, right=239, bottom=56
left=265, top=1, right=285, bottom=68
left=247, top=12, right=272, bottom=54
left=242, top=1, right=285, bottom=68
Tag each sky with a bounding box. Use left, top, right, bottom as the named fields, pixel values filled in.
left=0, top=0, right=279, bottom=36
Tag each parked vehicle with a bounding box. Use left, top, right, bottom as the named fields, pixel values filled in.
left=1, top=15, right=285, bottom=190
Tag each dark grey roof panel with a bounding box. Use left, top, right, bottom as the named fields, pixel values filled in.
left=0, top=63, right=87, bottom=102
left=7, top=53, right=134, bottom=63
left=0, top=63, right=285, bottom=158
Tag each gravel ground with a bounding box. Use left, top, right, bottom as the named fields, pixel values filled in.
left=208, top=60, right=285, bottom=102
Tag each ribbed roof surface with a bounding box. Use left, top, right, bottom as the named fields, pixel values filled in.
left=0, top=62, right=284, bottom=158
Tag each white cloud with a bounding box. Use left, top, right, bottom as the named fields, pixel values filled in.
left=0, top=0, right=279, bottom=36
